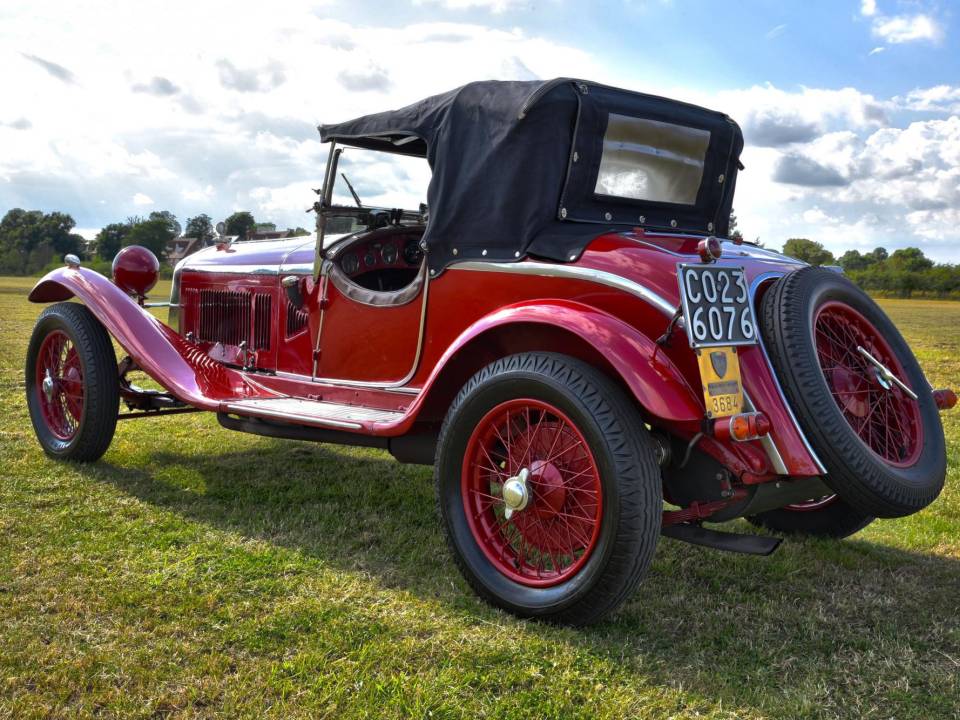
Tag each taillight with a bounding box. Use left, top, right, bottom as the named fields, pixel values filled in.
left=697, top=236, right=722, bottom=262
left=712, top=412, right=771, bottom=442
left=934, top=389, right=957, bottom=411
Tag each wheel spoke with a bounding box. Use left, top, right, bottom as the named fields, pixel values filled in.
left=814, top=302, right=921, bottom=466
left=462, top=397, right=603, bottom=587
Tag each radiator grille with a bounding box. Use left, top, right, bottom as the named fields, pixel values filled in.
left=197, top=289, right=250, bottom=347
left=253, top=293, right=272, bottom=350
left=196, top=289, right=272, bottom=351
left=286, top=301, right=309, bottom=336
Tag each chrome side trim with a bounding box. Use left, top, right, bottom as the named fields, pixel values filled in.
left=278, top=263, right=314, bottom=276
left=450, top=260, right=677, bottom=318
left=742, top=389, right=789, bottom=475
left=223, top=403, right=361, bottom=430
left=273, top=370, right=421, bottom=394
left=173, top=263, right=282, bottom=276
left=167, top=255, right=189, bottom=332
left=749, top=271, right=828, bottom=475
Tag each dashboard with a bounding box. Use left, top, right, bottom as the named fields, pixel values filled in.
left=336, top=230, right=424, bottom=278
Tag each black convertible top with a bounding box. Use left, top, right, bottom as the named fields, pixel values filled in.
left=319, top=78, right=743, bottom=274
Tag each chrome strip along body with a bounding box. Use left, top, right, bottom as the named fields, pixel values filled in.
left=451, top=260, right=678, bottom=317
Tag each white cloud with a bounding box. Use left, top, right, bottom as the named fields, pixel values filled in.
left=868, top=46, right=885, bottom=56
left=860, top=0, right=876, bottom=17
left=710, top=84, right=887, bottom=148
left=871, top=13, right=942, bottom=44
left=897, top=85, right=960, bottom=114
left=181, top=185, right=215, bottom=202
left=412, top=0, right=528, bottom=12
left=133, top=192, right=154, bottom=206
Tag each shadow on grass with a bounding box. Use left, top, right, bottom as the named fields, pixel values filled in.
left=82, top=438, right=960, bottom=716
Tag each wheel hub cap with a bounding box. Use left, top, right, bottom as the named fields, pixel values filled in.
left=42, top=370, right=55, bottom=401
left=502, top=468, right=530, bottom=519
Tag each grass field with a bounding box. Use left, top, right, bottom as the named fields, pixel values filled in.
left=1, top=275, right=958, bottom=719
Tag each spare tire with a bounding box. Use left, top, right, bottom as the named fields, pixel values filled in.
left=759, top=267, right=945, bottom=518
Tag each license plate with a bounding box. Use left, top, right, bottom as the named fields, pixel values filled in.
left=677, top=264, right=758, bottom=348
left=696, top=346, right=744, bottom=418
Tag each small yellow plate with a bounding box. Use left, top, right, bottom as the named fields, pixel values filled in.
left=696, top=346, right=744, bottom=418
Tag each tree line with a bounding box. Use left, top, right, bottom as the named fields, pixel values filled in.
left=2, top=207, right=956, bottom=298
left=780, top=238, right=959, bottom=298
left=0, top=208, right=310, bottom=276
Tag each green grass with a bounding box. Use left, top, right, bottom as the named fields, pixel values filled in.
left=1, top=276, right=958, bottom=719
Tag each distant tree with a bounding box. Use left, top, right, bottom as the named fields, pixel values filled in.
left=224, top=211, right=256, bottom=239
left=255, top=222, right=277, bottom=233
left=868, top=247, right=888, bottom=263
left=125, top=217, right=175, bottom=258
left=148, top=210, right=181, bottom=238
left=184, top=214, right=214, bottom=242
left=287, top=227, right=311, bottom=237
left=888, top=247, right=933, bottom=273
left=96, top=222, right=132, bottom=260
left=782, top=238, right=835, bottom=266
left=838, top=249, right=871, bottom=272
left=728, top=211, right=743, bottom=242
left=0, top=208, right=84, bottom=275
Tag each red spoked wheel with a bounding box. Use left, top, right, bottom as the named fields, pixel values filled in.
left=435, top=352, right=661, bottom=625
left=758, top=267, right=945, bottom=519
left=26, top=303, right=119, bottom=462
left=35, top=330, right=85, bottom=441
left=814, top=301, right=922, bottom=467
left=461, top=399, right=602, bottom=588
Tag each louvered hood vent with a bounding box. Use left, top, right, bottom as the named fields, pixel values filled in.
left=196, top=289, right=271, bottom=350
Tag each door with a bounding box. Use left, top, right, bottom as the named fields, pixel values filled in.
left=315, top=262, right=426, bottom=384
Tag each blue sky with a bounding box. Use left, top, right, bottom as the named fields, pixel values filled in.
left=1, top=0, right=958, bottom=259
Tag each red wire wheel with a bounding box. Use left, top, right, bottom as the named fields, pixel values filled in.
left=813, top=301, right=922, bottom=467
left=759, top=267, right=945, bottom=519
left=34, top=329, right=85, bottom=441
left=461, top=398, right=603, bottom=587
left=26, top=303, right=120, bottom=462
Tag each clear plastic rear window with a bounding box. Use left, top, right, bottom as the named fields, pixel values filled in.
left=594, top=114, right=710, bottom=205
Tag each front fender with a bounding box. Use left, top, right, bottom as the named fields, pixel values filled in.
left=412, top=299, right=703, bottom=425
left=29, top=267, right=252, bottom=409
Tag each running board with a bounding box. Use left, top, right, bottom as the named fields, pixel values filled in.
left=221, top=397, right=404, bottom=431
left=661, top=524, right=782, bottom=556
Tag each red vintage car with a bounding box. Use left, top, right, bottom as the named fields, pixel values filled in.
left=25, top=79, right=954, bottom=625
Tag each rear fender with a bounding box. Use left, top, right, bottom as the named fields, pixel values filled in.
left=29, top=267, right=252, bottom=409
left=411, top=299, right=703, bottom=426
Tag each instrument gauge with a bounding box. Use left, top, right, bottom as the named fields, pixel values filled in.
left=341, top=253, right=359, bottom=275
left=364, top=250, right=376, bottom=268
left=403, top=239, right=424, bottom=265
left=381, top=242, right=398, bottom=264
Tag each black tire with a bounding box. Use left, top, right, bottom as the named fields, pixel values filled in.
left=760, top=267, right=945, bottom=518
left=25, top=302, right=119, bottom=462
left=747, top=496, right=874, bottom=539
left=435, top=352, right=660, bottom=626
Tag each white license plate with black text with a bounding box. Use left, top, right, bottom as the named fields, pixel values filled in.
left=677, top=264, right=758, bottom=348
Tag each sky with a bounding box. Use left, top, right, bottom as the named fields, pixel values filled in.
left=1, top=0, right=958, bottom=259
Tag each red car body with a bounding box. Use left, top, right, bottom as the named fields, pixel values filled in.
left=30, top=228, right=819, bottom=485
